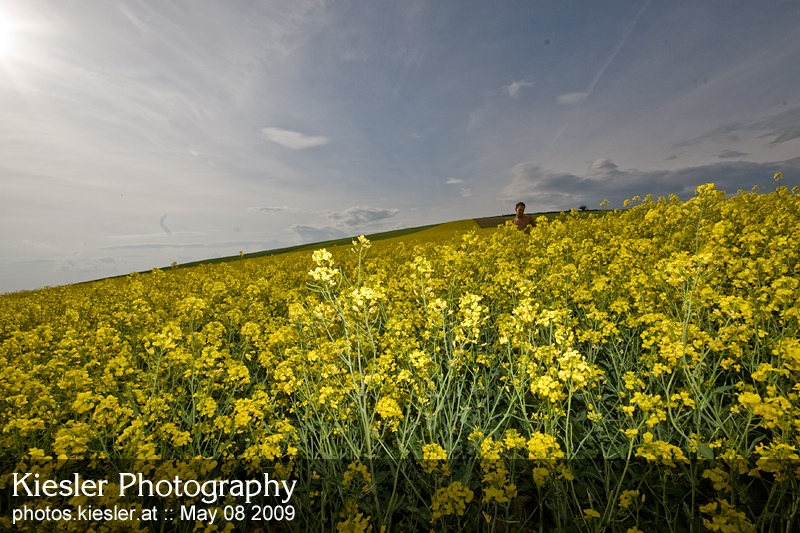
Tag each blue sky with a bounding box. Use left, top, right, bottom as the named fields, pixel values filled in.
left=1, top=0, right=799, bottom=293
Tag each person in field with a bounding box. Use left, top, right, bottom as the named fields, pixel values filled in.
left=513, top=202, right=535, bottom=233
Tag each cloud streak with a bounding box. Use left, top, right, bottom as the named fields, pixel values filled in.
left=248, top=206, right=290, bottom=214
left=556, top=92, right=588, bottom=106
left=261, top=127, right=330, bottom=149
left=674, top=108, right=800, bottom=148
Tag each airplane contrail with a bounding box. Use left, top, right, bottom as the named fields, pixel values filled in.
left=550, top=0, right=651, bottom=149
left=588, top=0, right=651, bottom=95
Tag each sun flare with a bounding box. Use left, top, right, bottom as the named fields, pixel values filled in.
left=0, top=10, right=15, bottom=58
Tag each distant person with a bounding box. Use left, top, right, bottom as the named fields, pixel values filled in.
left=513, top=202, right=535, bottom=233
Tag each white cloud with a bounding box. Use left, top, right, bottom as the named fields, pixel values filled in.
left=261, top=127, right=330, bottom=149
left=459, top=188, right=472, bottom=197
left=504, top=80, right=534, bottom=98
left=446, top=178, right=463, bottom=184
left=557, top=92, right=588, bottom=105
left=588, top=158, right=620, bottom=179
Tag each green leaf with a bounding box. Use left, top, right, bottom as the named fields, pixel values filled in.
left=697, top=443, right=714, bottom=460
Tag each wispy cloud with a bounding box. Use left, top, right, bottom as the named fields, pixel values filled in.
left=556, top=92, right=588, bottom=106
left=747, top=108, right=800, bottom=145
left=446, top=178, right=463, bottom=184
left=248, top=206, right=290, bottom=213
left=20, top=240, right=56, bottom=250
left=674, top=108, right=800, bottom=148
left=504, top=80, right=534, bottom=98
left=261, top=127, right=330, bottom=149
left=674, top=123, right=743, bottom=147
left=466, top=108, right=485, bottom=134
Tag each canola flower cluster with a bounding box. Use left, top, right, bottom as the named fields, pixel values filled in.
left=1, top=183, right=799, bottom=532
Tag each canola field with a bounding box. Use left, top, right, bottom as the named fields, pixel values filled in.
left=1, top=183, right=799, bottom=532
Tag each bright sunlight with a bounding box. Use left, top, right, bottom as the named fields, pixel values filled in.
left=0, top=10, right=15, bottom=58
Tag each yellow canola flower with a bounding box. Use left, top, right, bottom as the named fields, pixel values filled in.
left=703, top=467, right=731, bottom=492
left=312, top=248, right=334, bottom=266
left=422, top=443, right=447, bottom=461
left=336, top=513, right=372, bottom=533
left=618, top=489, right=642, bottom=508
left=525, top=432, right=564, bottom=460
left=700, top=499, right=756, bottom=532
left=1, top=180, right=799, bottom=530
left=431, top=481, right=474, bottom=520
left=421, top=443, right=448, bottom=474
left=583, top=508, right=601, bottom=519
left=635, top=432, right=689, bottom=467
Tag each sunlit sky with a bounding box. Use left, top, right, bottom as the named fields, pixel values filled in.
left=2, top=0, right=799, bottom=293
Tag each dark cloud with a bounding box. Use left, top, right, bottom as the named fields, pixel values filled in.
left=717, top=149, right=748, bottom=159
left=768, top=126, right=800, bottom=145
left=326, top=206, right=399, bottom=226
left=287, top=206, right=400, bottom=244
left=674, top=107, right=800, bottom=148
left=746, top=108, right=800, bottom=144
left=499, top=157, right=800, bottom=209
left=674, top=123, right=742, bottom=148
